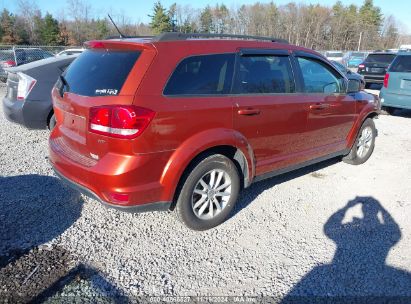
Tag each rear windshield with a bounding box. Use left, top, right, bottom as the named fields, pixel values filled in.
left=63, top=49, right=140, bottom=96
left=365, top=54, right=395, bottom=64
left=326, top=52, right=343, bottom=57
left=351, top=52, right=365, bottom=57
left=0, top=51, right=13, bottom=61
left=389, top=56, right=411, bottom=72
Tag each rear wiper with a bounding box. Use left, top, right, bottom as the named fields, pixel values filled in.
left=59, top=75, right=70, bottom=96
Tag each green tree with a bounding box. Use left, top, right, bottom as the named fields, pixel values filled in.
left=0, top=9, right=17, bottom=44
left=41, top=13, right=61, bottom=45
left=149, top=1, right=172, bottom=34
left=95, top=18, right=109, bottom=39
left=200, top=6, right=213, bottom=33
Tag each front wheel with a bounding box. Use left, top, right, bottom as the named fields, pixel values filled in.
left=175, top=154, right=240, bottom=231
left=343, top=118, right=376, bottom=165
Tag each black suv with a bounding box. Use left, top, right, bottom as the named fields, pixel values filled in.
left=357, top=52, right=396, bottom=88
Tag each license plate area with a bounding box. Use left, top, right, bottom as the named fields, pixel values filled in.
left=401, top=79, right=411, bottom=90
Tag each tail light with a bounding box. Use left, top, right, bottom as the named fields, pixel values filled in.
left=89, top=105, right=155, bottom=139
left=1, top=60, right=16, bottom=67
left=383, top=73, right=390, bottom=88
left=17, top=72, right=37, bottom=100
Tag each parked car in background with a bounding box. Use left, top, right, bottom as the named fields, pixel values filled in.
left=357, top=51, right=396, bottom=88
left=325, top=51, right=345, bottom=63
left=56, top=48, right=84, bottom=56
left=331, top=60, right=365, bottom=88
left=343, top=51, right=368, bottom=69
left=379, top=52, right=411, bottom=114
left=2, top=54, right=78, bottom=130
left=0, top=47, right=53, bottom=82
left=49, top=33, right=379, bottom=230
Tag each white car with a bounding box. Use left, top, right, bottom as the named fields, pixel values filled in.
left=325, top=51, right=345, bottom=64
left=56, top=48, right=84, bottom=56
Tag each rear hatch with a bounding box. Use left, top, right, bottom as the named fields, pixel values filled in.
left=52, top=40, right=156, bottom=164
left=363, top=53, right=396, bottom=74
left=386, top=55, right=411, bottom=96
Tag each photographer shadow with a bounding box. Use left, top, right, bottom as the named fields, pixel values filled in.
left=282, top=196, right=411, bottom=303
left=0, top=174, right=83, bottom=267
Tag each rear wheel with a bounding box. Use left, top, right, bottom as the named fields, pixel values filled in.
left=175, top=154, right=240, bottom=231
left=48, top=113, right=56, bottom=130
left=343, top=118, right=376, bottom=165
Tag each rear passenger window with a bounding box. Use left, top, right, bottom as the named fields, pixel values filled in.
left=234, top=55, right=295, bottom=94
left=389, top=56, right=411, bottom=72
left=164, top=54, right=234, bottom=95
left=297, top=57, right=344, bottom=94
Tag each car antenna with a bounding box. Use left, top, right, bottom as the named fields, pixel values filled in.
left=107, top=14, right=126, bottom=39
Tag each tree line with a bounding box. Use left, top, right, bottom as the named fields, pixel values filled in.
left=0, top=0, right=410, bottom=51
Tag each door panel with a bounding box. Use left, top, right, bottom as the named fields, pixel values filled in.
left=234, top=95, right=311, bottom=175
left=296, top=56, right=355, bottom=155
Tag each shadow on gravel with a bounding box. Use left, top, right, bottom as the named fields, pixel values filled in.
left=282, top=196, right=411, bottom=303
left=0, top=174, right=83, bottom=268
left=33, top=264, right=129, bottom=303
left=232, top=157, right=340, bottom=217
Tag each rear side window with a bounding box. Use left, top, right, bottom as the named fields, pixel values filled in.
left=297, top=57, right=344, bottom=94
left=164, top=53, right=234, bottom=95
left=389, top=56, right=411, bottom=72
left=63, top=49, right=140, bottom=96
left=365, top=54, right=396, bottom=64
left=234, top=55, right=295, bottom=94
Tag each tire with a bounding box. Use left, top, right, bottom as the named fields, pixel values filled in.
left=343, top=118, right=376, bottom=165
left=175, top=154, right=240, bottom=231
left=48, top=113, right=56, bottom=130
left=364, top=82, right=371, bottom=89
left=382, top=106, right=396, bottom=115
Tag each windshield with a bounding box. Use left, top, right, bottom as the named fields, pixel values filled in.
left=365, top=54, right=396, bottom=65
left=63, top=49, right=140, bottom=97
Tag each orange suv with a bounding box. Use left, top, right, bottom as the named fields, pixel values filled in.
left=49, top=33, right=380, bottom=230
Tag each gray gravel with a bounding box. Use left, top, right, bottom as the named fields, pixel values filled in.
left=1, top=85, right=411, bottom=302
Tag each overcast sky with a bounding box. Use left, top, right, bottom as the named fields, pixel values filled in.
left=1, top=0, right=409, bottom=33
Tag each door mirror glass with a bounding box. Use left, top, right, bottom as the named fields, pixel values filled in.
left=347, top=79, right=361, bottom=93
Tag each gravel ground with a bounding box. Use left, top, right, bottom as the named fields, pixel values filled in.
left=1, top=86, right=411, bottom=302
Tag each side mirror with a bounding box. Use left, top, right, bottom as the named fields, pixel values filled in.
left=347, top=79, right=361, bottom=93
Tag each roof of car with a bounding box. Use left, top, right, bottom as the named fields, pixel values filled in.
left=92, top=32, right=319, bottom=57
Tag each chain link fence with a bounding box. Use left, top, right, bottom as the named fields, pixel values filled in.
left=0, top=45, right=83, bottom=86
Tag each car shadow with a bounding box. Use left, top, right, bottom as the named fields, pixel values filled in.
left=231, top=157, right=340, bottom=217
left=390, top=109, right=411, bottom=118
left=281, top=196, right=411, bottom=303
left=0, top=174, right=83, bottom=268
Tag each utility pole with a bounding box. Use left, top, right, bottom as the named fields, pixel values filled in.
left=358, top=32, right=363, bottom=51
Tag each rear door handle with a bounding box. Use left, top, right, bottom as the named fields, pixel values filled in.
left=237, top=108, right=261, bottom=116
left=309, top=103, right=330, bottom=110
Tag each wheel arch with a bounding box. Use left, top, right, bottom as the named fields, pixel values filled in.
left=159, top=129, right=255, bottom=211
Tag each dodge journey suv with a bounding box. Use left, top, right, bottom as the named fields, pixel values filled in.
left=49, top=33, right=380, bottom=230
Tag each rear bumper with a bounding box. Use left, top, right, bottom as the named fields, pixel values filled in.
left=2, top=96, right=51, bottom=129
left=49, top=135, right=174, bottom=212
left=362, top=74, right=385, bottom=83
left=53, top=166, right=171, bottom=212
left=380, top=91, right=411, bottom=110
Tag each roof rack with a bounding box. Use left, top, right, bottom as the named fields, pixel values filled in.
left=105, top=35, right=154, bottom=40
left=152, top=32, right=289, bottom=44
